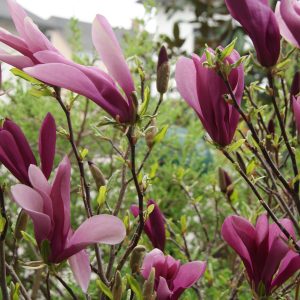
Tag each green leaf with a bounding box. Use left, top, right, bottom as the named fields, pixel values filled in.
left=139, top=86, right=150, bottom=116
left=246, top=159, right=256, bottom=175
left=12, top=283, right=20, bottom=300
left=126, top=274, right=143, bottom=300
left=180, top=215, right=187, bottom=233
left=96, top=279, right=113, bottom=300
left=40, top=240, right=51, bottom=263
left=153, top=125, right=169, bottom=144
left=227, top=139, right=246, bottom=153
left=96, top=186, right=107, bottom=207
left=0, top=215, right=6, bottom=234
left=149, top=162, right=158, bottom=178
left=79, top=148, right=89, bottom=160
left=219, top=38, right=237, bottom=61
left=21, top=260, right=46, bottom=270
left=10, top=68, right=43, bottom=85
left=21, top=231, right=37, bottom=247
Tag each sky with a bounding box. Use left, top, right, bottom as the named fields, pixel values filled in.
left=17, top=0, right=146, bottom=29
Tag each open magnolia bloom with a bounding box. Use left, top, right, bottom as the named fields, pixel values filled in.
left=0, top=0, right=135, bottom=123
left=222, top=215, right=300, bottom=298
left=0, top=113, right=56, bottom=185
left=141, top=248, right=206, bottom=300
left=11, top=156, right=126, bottom=292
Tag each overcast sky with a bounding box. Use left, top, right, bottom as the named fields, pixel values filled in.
left=17, top=0, right=146, bottom=28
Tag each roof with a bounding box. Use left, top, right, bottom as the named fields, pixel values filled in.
left=0, top=0, right=56, bottom=30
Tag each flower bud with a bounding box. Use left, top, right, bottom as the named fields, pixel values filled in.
left=112, top=271, right=123, bottom=300
left=88, top=161, right=106, bottom=189
left=143, top=268, right=156, bottom=300
left=156, top=46, right=170, bottom=94
left=267, top=119, right=275, bottom=135
left=145, top=119, right=158, bottom=149
left=130, top=245, right=146, bottom=273
left=218, top=168, right=234, bottom=197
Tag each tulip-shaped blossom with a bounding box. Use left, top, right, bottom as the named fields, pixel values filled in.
left=131, top=200, right=166, bottom=251
left=225, top=0, right=280, bottom=67
left=141, top=248, right=206, bottom=300
left=293, top=96, right=300, bottom=133
left=276, top=0, right=300, bottom=48
left=222, top=214, right=300, bottom=297
left=0, top=113, right=56, bottom=185
left=290, top=72, right=300, bottom=102
left=23, top=15, right=136, bottom=123
left=11, top=156, right=126, bottom=291
left=175, top=49, right=244, bottom=146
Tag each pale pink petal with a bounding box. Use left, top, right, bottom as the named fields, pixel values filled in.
left=0, top=51, right=34, bottom=69
left=68, top=250, right=91, bottom=293
left=58, top=215, right=126, bottom=261
left=141, top=248, right=165, bottom=279
left=92, top=14, right=135, bottom=97
left=28, top=165, right=51, bottom=195
left=156, top=277, right=173, bottom=300
left=11, top=184, right=51, bottom=243
left=175, top=56, right=202, bottom=116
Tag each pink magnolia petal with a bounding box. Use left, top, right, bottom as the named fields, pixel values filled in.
left=58, top=215, right=126, bottom=261
left=49, top=156, right=71, bottom=257
left=28, top=165, right=51, bottom=195
left=173, top=261, right=206, bottom=290
left=11, top=184, right=51, bottom=243
left=275, top=2, right=299, bottom=47
left=23, top=17, right=58, bottom=53
left=175, top=56, right=202, bottom=117
left=0, top=51, right=34, bottom=69
left=92, top=14, right=135, bottom=97
left=6, top=0, right=28, bottom=38
left=141, top=248, right=165, bottom=279
left=293, top=97, right=300, bottom=133
left=39, top=113, right=56, bottom=179
left=68, top=250, right=91, bottom=293
left=157, top=277, right=173, bottom=300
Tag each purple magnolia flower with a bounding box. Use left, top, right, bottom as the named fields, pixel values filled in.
left=23, top=15, right=136, bottom=123
left=175, top=49, right=244, bottom=146
left=225, top=0, right=280, bottom=67
left=290, top=72, right=300, bottom=102
left=141, top=248, right=206, bottom=300
left=276, top=0, right=300, bottom=48
left=222, top=214, right=300, bottom=297
left=131, top=200, right=166, bottom=251
left=11, top=156, right=126, bottom=291
left=0, top=113, right=56, bottom=185
left=293, top=96, right=300, bottom=133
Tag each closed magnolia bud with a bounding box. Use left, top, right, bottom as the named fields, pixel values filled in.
left=218, top=168, right=234, bottom=197
left=14, top=210, right=28, bottom=240
left=88, top=161, right=106, bottom=189
left=267, top=119, right=275, bottom=135
left=130, top=245, right=146, bottom=273
left=145, top=119, right=158, bottom=148
left=143, top=268, right=155, bottom=300
left=156, top=46, right=170, bottom=94
left=112, top=271, right=123, bottom=300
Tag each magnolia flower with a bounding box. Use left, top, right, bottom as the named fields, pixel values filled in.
left=225, top=0, right=280, bottom=67
left=222, top=214, right=300, bottom=297
left=24, top=15, right=136, bottom=123
left=0, top=113, right=56, bottom=185
left=11, top=156, right=126, bottom=291
left=290, top=72, right=300, bottom=102
left=131, top=200, right=166, bottom=251
left=141, top=248, right=206, bottom=300
left=276, top=0, right=300, bottom=48
left=175, top=49, right=244, bottom=146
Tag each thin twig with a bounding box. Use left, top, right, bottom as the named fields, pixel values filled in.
left=55, top=274, right=78, bottom=300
